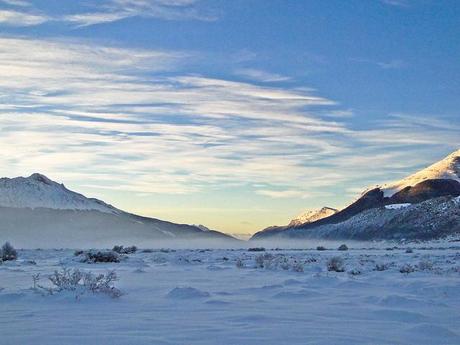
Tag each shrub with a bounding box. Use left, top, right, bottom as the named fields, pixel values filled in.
left=349, top=268, right=361, bottom=276
left=316, top=246, right=327, bottom=251
left=112, top=245, right=137, bottom=254
left=280, top=262, right=290, bottom=270
left=141, top=249, right=154, bottom=253
left=399, top=264, right=415, bottom=274
left=248, top=247, right=265, bottom=252
left=374, top=263, right=389, bottom=271
left=254, top=254, right=265, bottom=268
left=235, top=258, right=244, bottom=268
left=327, top=256, right=345, bottom=272
left=1, top=242, right=17, bottom=261
left=160, top=248, right=175, bottom=253
left=82, top=251, right=120, bottom=263
left=74, top=250, right=84, bottom=256
left=405, top=248, right=413, bottom=254
left=417, top=260, right=433, bottom=271
left=337, top=244, right=348, bottom=251
left=112, top=245, right=124, bottom=253
left=254, top=253, right=274, bottom=268
left=292, top=261, right=304, bottom=273
left=33, top=267, right=122, bottom=298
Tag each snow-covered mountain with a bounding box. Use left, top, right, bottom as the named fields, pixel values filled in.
left=0, top=173, right=235, bottom=247
left=252, top=149, right=460, bottom=241
left=379, top=149, right=460, bottom=197
left=0, top=173, right=119, bottom=214
left=277, top=196, right=460, bottom=241
left=288, top=207, right=338, bottom=226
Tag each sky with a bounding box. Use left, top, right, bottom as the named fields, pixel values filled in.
left=0, top=0, right=459, bottom=236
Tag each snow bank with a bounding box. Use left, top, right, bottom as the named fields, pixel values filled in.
left=385, top=203, right=411, bottom=210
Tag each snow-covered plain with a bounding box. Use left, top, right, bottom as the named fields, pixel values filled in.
left=1, top=243, right=460, bottom=345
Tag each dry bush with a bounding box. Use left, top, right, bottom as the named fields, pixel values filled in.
left=33, top=267, right=122, bottom=298
left=292, top=261, right=304, bottom=272
left=349, top=268, right=361, bottom=276
left=417, top=260, right=434, bottom=271
left=327, top=256, right=345, bottom=272
left=374, top=263, right=389, bottom=271
left=399, top=264, right=415, bottom=274
left=81, top=250, right=120, bottom=263
left=337, top=244, right=348, bottom=251
left=1, top=242, right=17, bottom=261
left=248, top=247, right=265, bottom=252
left=112, top=245, right=137, bottom=254
left=235, top=258, right=244, bottom=268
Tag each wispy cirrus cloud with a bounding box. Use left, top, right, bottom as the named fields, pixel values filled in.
left=233, top=68, right=291, bottom=83
left=0, top=0, right=31, bottom=6
left=0, top=36, right=457, bottom=204
left=377, top=59, right=407, bottom=69
left=0, top=0, right=216, bottom=27
left=351, top=57, right=408, bottom=70
left=0, top=8, right=47, bottom=25
left=0, top=36, right=350, bottom=198
left=380, top=0, right=410, bottom=7
left=63, top=0, right=217, bottom=27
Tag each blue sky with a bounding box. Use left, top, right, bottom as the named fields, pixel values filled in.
left=0, top=0, right=459, bottom=235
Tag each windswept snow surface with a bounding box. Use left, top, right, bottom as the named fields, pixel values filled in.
left=1, top=244, right=460, bottom=345
left=380, top=149, right=460, bottom=197
left=0, top=173, right=118, bottom=214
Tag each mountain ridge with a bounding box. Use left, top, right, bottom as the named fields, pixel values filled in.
left=0, top=173, right=119, bottom=214
left=0, top=173, right=235, bottom=247
left=252, top=149, right=460, bottom=241
left=288, top=207, right=338, bottom=227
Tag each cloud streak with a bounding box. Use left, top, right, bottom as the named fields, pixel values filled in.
left=0, top=36, right=457, bottom=204
left=0, top=0, right=216, bottom=27
left=0, top=37, right=350, bottom=198
left=0, top=8, right=47, bottom=25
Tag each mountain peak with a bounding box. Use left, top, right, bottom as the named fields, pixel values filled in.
left=28, top=173, right=55, bottom=185
left=0, top=173, right=118, bottom=214
left=380, top=149, right=460, bottom=197
left=288, top=206, right=338, bottom=227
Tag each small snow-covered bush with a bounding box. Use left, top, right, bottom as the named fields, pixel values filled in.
left=292, top=261, right=304, bottom=273
left=33, top=268, right=122, bottom=298
left=112, top=245, right=137, bottom=254
left=327, top=256, right=345, bottom=272
left=316, top=246, right=327, bottom=251
left=1, top=242, right=17, bottom=261
left=160, top=248, right=176, bottom=253
left=248, top=247, right=265, bottom=252
left=280, top=261, right=290, bottom=270
left=141, top=249, right=154, bottom=253
left=235, top=258, right=244, bottom=268
left=254, top=253, right=274, bottom=268
left=74, top=250, right=84, bottom=256
left=399, top=264, right=415, bottom=274
left=349, top=268, right=361, bottom=276
left=405, top=248, right=413, bottom=254
left=112, top=245, right=124, bottom=253
left=374, top=263, right=389, bottom=271
left=338, top=244, right=348, bottom=251
left=417, top=260, right=434, bottom=271
left=81, top=250, right=120, bottom=263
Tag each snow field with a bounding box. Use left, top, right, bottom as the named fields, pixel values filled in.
left=0, top=246, right=459, bottom=345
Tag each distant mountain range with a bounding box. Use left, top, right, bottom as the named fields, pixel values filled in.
left=0, top=173, right=235, bottom=247
left=252, top=149, right=460, bottom=241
